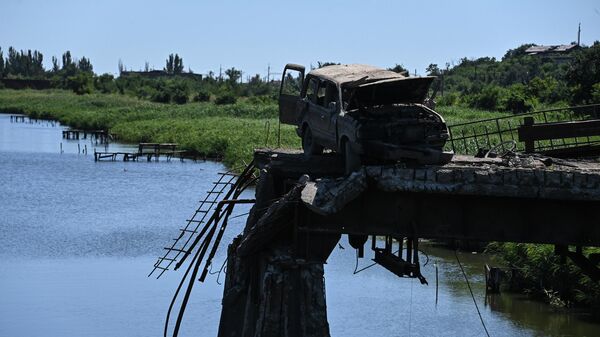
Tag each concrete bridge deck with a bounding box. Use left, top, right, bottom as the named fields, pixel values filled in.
left=252, top=149, right=600, bottom=246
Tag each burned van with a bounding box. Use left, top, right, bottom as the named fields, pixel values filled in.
left=278, top=64, right=453, bottom=172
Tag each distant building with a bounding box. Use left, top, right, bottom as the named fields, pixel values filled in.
left=120, top=70, right=203, bottom=80
left=524, top=44, right=580, bottom=63
left=525, top=44, right=579, bottom=55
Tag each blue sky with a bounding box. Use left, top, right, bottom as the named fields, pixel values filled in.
left=1, top=0, right=599, bottom=78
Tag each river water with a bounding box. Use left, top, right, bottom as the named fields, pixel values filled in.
left=0, top=113, right=598, bottom=337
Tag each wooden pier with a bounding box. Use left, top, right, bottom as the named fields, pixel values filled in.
left=94, top=143, right=189, bottom=162
left=62, top=129, right=110, bottom=143
left=9, top=115, right=26, bottom=123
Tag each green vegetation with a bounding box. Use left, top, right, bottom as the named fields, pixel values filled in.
left=0, top=89, right=509, bottom=167
left=0, top=89, right=299, bottom=167
left=487, top=243, right=600, bottom=310
left=427, top=42, right=600, bottom=112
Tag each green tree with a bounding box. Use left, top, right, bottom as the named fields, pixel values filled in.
left=62, top=51, right=73, bottom=69
left=502, top=43, right=536, bottom=60
left=3, top=47, right=44, bottom=78
left=225, top=67, right=241, bottom=85
left=51, top=56, right=60, bottom=73
left=567, top=42, right=600, bottom=103
left=0, top=47, right=4, bottom=77
left=317, top=61, right=339, bottom=68
left=94, top=73, right=116, bottom=93
left=67, top=72, right=93, bottom=95
left=165, top=53, right=184, bottom=74
left=388, top=64, right=409, bottom=76
left=77, top=57, right=93, bottom=73
left=592, top=83, right=600, bottom=103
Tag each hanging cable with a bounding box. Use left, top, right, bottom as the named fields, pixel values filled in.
left=454, top=250, right=491, bottom=337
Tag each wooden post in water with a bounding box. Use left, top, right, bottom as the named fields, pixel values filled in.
left=435, top=263, right=439, bottom=305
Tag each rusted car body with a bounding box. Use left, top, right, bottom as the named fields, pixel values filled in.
left=278, top=64, right=453, bottom=170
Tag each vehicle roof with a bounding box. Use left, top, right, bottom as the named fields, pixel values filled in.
left=308, top=64, right=405, bottom=85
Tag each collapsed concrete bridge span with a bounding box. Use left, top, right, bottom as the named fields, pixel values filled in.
left=215, top=149, right=600, bottom=337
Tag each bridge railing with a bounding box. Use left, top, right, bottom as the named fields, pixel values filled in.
left=446, top=104, right=600, bottom=156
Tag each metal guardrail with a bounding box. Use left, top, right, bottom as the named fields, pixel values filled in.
left=446, top=104, right=600, bottom=156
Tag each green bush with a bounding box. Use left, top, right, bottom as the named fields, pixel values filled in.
left=66, top=73, right=93, bottom=95
left=501, top=84, right=535, bottom=113
left=171, top=88, right=188, bottom=104
left=470, top=85, right=502, bottom=110
left=486, top=242, right=600, bottom=309
left=246, top=95, right=275, bottom=105
left=592, top=83, right=600, bottom=104
left=94, top=74, right=116, bottom=94
left=437, top=92, right=459, bottom=106
left=193, top=90, right=211, bottom=102
left=215, top=93, right=236, bottom=105
left=151, top=88, right=171, bottom=103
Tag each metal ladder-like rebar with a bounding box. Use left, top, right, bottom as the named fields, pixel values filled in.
left=160, top=160, right=258, bottom=337
left=148, top=166, right=243, bottom=279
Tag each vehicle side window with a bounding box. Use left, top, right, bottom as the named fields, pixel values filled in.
left=325, top=83, right=338, bottom=108
left=316, top=81, right=327, bottom=106
left=316, top=81, right=338, bottom=109
left=305, top=78, right=318, bottom=103
left=281, top=71, right=303, bottom=96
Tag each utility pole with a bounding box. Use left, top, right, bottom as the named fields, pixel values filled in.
left=577, top=23, right=581, bottom=46
left=267, top=64, right=271, bottom=82
left=219, top=64, right=222, bottom=82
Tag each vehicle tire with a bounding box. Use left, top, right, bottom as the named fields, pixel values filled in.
left=343, top=139, right=361, bottom=174
left=302, top=127, right=323, bottom=158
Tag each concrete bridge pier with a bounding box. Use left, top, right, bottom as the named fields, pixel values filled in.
left=217, top=168, right=338, bottom=337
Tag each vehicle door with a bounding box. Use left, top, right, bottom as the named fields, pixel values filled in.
left=278, top=64, right=305, bottom=125
left=309, top=79, right=338, bottom=148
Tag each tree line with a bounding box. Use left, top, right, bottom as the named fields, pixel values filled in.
left=425, top=42, right=600, bottom=112
left=1, top=43, right=599, bottom=109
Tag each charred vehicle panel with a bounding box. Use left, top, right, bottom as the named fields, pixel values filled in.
left=278, top=64, right=453, bottom=171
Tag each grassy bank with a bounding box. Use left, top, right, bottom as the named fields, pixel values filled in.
left=486, top=243, right=600, bottom=310
left=0, top=89, right=301, bottom=167
left=0, top=89, right=509, bottom=167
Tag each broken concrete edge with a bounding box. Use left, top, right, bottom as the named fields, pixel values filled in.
left=299, top=164, right=600, bottom=216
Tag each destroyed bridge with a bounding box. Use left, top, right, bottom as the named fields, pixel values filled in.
left=151, top=104, right=600, bottom=337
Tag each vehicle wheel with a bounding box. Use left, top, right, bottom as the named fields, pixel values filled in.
left=302, top=127, right=323, bottom=158
left=343, top=140, right=361, bottom=174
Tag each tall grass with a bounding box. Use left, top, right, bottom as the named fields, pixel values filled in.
left=0, top=89, right=510, bottom=167
left=0, top=89, right=299, bottom=166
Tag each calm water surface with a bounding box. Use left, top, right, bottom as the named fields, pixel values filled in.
left=0, top=113, right=598, bottom=337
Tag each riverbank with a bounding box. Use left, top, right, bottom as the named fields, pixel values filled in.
left=486, top=243, right=600, bottom=312
left=0, top=89, right=300, bottom=167
left=0, top=89, right=511, bottom=168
